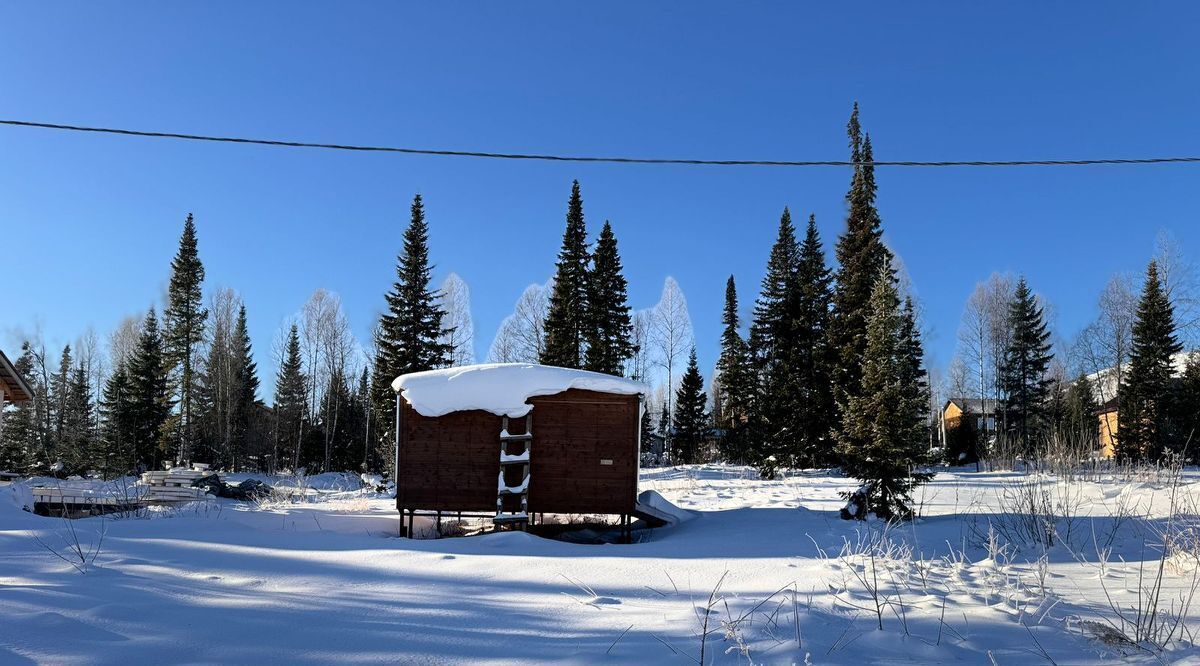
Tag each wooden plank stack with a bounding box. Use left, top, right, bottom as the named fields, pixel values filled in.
left=32, top=486, right=143, bottom=507
left=139, top=463, right=215, bottom=503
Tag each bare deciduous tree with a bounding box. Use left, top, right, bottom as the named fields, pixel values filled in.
left=1154, top=230, right=1199, bottom=347
left=628, top=309, right=653, bottom=383
left=651, top=277, right=694, bottom=437
left=488, top=281, right=551, bottom=363
left=1075, top=273, right=1136, bottom=404
left=299, top=289, right=359, bottom=471
left=438, top=273, right=475, bottom=367
left=108, top=315, right=142, bottom=369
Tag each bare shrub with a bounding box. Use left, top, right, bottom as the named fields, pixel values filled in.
left=29, top=516, right=106, bottom=574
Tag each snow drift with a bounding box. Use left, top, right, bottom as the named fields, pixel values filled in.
left=391, top=363, right=646, bottom=417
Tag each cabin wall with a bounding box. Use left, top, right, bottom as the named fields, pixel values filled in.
left=396, top=389, right=639, bottom=516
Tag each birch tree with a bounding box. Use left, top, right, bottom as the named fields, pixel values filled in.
left=488, top=281, right=551, bottom=363
left=651, top=277, right=694, bottom=438
left=438, top=273, right=475, bottom=366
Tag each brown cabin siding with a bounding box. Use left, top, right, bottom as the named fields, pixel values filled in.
left=396, top=388, right=639, bottom=516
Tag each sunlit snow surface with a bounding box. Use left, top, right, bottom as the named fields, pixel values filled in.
left=3, top=465, right=1200, bottom=664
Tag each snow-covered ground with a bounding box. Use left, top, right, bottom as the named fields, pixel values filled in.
left=3, top=466, right=1200, bottom=664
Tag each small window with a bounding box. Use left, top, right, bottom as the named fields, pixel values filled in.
left=600, top=459, right=613, bottom=466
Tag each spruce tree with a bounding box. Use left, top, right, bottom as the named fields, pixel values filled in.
left=998, top=278, right=1054, bottom=450
left=639, top=405, right=655, bottom=455
left=791, top=214, right=836, bottom=467
left=541, top=180, right=591, bottom=368
left=715, top=276, right=754, bottom=462
left=128, top=308, right=173, bottom=470
left=372, top=194, right=453, bottom=471
left=583, top=221, right=634, bottom=375
left=0, top=345, right=37, bottom=473
left=672, top=348, right=709, bottom=464
left=1178, top=353, right=1200, bottom=461
left=164, top=213, right=208, bottom=464
left=229, top=304, right=260, bottom=471
left=837, top=269, right=932, bottom=520
left=49, top=344, right=73, bottom=457
left=1118, top=260, right=1183, bottom=461
left=830, top=105, right=894, bottom=432
left=61, top=363, right=96, bottom=474
left=273, top=323, right=308, bottom=473
left=355, top=367, right=373, bottom=471
left=749, top=208, right=800, bottom=474
left=1064, top=373, right=1099, bottom=446
left=99, top=364, right=136, bottom=478
left=898, top=297, right=930, bottom=457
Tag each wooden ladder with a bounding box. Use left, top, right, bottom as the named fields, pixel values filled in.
left=494, top=414, right=532, bottom=530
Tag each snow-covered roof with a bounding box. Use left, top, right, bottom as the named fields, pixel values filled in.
left=391, top=363, right=646, bottom=418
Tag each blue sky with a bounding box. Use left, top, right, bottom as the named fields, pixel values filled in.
left=2, top=3, right=1198, bottom=396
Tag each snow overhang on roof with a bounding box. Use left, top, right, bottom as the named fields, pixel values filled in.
left=391, top=363, right=646, bottom=418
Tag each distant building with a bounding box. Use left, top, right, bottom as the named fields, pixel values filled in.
left=1095, top=397, right=1119, bottom=459
left=939, top=398, right=998, bottom=444
left=1087, top=352, right=1193, bottom=459
left=0, top=348, right=34, bottom=435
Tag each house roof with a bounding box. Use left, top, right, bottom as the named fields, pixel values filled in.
left=0, top=348, right=33, bottom=403
left=1095, top=396, right=1119, bottom=415
left=944, top=398, right=998, bottom=414
left=392, top=363, right=646, bottom=418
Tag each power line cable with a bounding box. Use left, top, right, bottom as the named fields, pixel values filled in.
left=2, top=118, right=1199, bottom=168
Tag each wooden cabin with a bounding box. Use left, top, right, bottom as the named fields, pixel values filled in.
left=0, top=348, right=34, bottom=441
left=391, top=363, right=646, bottom=536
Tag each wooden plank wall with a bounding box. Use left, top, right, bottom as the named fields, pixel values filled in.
left=396, top=389, right=639, bottom=516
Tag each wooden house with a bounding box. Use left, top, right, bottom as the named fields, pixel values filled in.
left=391, top=363, right=647, bottom=536
left=939, top=398, right=998, bottom=444
left=0, top=348, right=33, bottom=440
left=1095, top=397, right=1119, bottom=459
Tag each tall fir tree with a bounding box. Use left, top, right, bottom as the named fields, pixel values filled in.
left=1178, top=353, right=1200, bottom=461
left=99, top=363, right=136, bottom=478
left=1063, top=373, right=1099, bottom=445
left=748, top=208, right=800, bottom=474
left=998, top=277, right=1054, bottom=450
left=837, top=268, right=932, bottom=520
left=541, top=180, right=591, bottom=368
left=672, top=348, right=709, bottom=464
left=898, top=297, right=930, bottom=456
left=830, top=105, right=894, bottom=438
left=49, top=344, right=73, bottom=456
left=229, top=304, right=260, bottom=471
left=372, top=194, right=453, bottom=472
left=583, top=221, right=635, bottom=375
left=0, top=344, right=37, bottom=473
left=128, top=308, right=173, bottom=470
left=163, top=213, right=208, bottom=464
left=714, top=275, right=754, bottom=462
left=1117, top=260, right=1183, bottom=461
left=356, top=367, right=374, bottom=471
left=274, top=323, right=309, bottom=473
left=60, top=363, right=97, bottom=474
left=790, top=214, right=836, bottom=467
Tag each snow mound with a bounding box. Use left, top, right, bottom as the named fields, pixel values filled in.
left=4, top=480, right=34, bottom=514
left=635, top=489, right=695, bottom=526
left=391, top=363, right=646, bottom=417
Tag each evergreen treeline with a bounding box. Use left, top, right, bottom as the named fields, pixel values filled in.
left=711, top=105, right=931, bottom=517
left=16, top=103, right=1192, bottom=521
